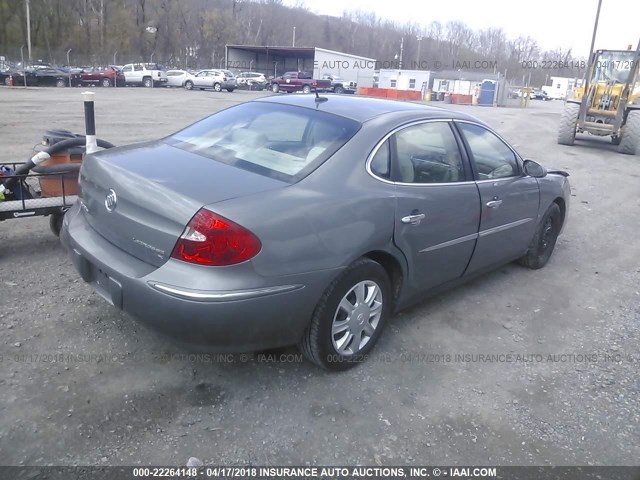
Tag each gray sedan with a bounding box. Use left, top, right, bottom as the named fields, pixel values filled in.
left=61, top=95, right=570, bottom=370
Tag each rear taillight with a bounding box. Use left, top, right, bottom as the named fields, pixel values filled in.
left=171, top=209, right=261, bottom=266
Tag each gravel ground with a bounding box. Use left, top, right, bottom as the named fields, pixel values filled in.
left=0, top=86, right=638, bottom=467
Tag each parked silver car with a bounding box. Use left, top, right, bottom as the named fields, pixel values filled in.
left=237, top=71, right=267, bottom=89
left=183, top=69, right=235, bottom=92
left=61, top=95, right=570, bottom=370
left=166, top=69, right=189, bottom=88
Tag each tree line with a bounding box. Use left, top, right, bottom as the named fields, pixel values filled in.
left=0, top=0, right=585, bottom=85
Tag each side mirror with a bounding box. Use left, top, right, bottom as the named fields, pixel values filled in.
left=523, top=159, right=547, bottom=178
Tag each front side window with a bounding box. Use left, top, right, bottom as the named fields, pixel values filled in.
left=394, top=122, right=465, bottom=184
left=457, top=123, right=519, bottom=179
left=165, top=102, right=360, bottom=183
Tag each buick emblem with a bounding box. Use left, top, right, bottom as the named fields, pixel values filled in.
left=105, top=189, right=117, bottom=212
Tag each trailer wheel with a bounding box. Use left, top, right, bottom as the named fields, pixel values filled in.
left=557, top=103, right=580, bottom=146
left=618, top=110, right=640, bottom=155
left=49, top=213, right=64, bottom=237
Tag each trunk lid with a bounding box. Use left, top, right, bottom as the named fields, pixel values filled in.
left=79, top=141, right=286, bottom=267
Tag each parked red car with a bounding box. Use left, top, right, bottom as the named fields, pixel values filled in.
left=78, top=66, right=125, bottom=87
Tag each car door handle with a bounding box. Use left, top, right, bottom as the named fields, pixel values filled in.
left=486, top=200, right=503, bottom=208
left=401, top=213, right=426, bottom=225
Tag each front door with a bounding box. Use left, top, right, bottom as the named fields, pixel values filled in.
left=388, top=121, right=481, bottom=292
left=455, top=121, right=540, bottom=274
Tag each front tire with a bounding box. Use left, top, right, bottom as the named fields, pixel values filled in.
left=334, top=86, right=345, bottom=94
left=143, top=77, right=153, bottom=88
left=56, top=79, right=66, bottom=88
left=226, top=88, right=234, bottom=92
left=557, top=102, right=580, bottom=146
left=302, top=85, right=312, bottom=94
left=518, top=203, right=563, bottom=270
left=213, top=83, right=222, bottom=92
left=271, top=83, right=279, bottom=93
left=618, top=110, right=640, bottom=155
left=101, top=78, right=111, bottom=87
left=184, top=80, right=193, bottom=90
left=299, top=258, right=392, bottom=370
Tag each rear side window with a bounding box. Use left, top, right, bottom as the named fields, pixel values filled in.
left=370, top=139, right=390, bottom=179
left=165, top=102, right=361, bottom=183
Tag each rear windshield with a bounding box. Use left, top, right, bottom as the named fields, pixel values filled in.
left=164, top=102, right=361, bottom=182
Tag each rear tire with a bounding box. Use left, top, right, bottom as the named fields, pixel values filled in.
left=298, top=258, right=392, bottom=371
left=49, top=213, right=64, bottom=237
left=618, top=110, right=640, bottom=155
left=271, top=83, right=279, bottom=93
left=101, top=78, right=111, bottom=87
left=226, top=88, right=234, bottom=92
left=518, top=203, right=563, bottom=270
left=56, top=79, right=66, bottom=88
left=302, top=85, right=312, bottom=94
left=213, top=83, right=222, bottom=92
left=558, top=102, right=580, bottom=146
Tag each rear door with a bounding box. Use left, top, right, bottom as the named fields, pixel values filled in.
left=383, top=120, right=481, bottom=293
left=455, top=121, right=539, bottom=274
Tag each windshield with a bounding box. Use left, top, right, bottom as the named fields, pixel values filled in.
left=164, top=102, right=360, bottom=182
left=593, top=51, right=637, bottom=84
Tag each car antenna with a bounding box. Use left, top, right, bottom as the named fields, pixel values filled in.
left=314, top=87, right=328, bottom=105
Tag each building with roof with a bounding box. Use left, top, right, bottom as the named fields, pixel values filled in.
left=224, top=45, right=377, bottom=87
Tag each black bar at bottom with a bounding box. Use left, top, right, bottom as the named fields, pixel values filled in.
left=0, top=466, right=639, bottom=480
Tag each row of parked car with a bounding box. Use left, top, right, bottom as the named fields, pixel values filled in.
left=0, top=62, right=267, bottom=92
left=1, top=62, right=358, bottom=95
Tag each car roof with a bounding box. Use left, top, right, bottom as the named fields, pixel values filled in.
left=254, top=94, right=481, bottom=123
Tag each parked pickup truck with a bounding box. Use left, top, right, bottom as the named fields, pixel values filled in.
left=121, top=63, right=168, bottom=87
left=270, top=71, right=331, bottom=94
left=320, top=74, right=357, bottom=94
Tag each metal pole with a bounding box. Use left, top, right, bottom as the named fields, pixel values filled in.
left=25, top=0, right=32, bottom=62
left=67, top=49, right=72, bottom=87
left=292, top=27, right=296, bottom=47
left=416, top=35, right=422, bottom=68
left=82, top=91, right=98, bottom=154
left=399, top=37, right=404, bottom=69
left=588, top=0, right=602, bottom=61
left=20, top=45, right=27, bottom=87
left=113, top=51, right=117, bottom=65
left=579, top=0, right=603, bottom=127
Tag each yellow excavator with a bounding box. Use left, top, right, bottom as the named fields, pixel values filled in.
left=557, top=42, right=640, bottom=154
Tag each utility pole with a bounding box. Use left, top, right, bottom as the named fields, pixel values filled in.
left=399, top=37, right=404, bottom=69
left=292, top=27, right=296, bottom=47
left=580, top=0, right=603, bottom=125
left=25, top=0, right=32, bottom=61
left=416, top=35, right=423, bottom=68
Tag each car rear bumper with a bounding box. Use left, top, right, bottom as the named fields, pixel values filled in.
left=61, top=203, right=338, bottom=351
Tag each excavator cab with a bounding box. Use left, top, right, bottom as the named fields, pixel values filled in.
left=558, top=46, right=640, bottom=154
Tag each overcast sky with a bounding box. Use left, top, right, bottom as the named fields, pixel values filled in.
left=287, top=0, right=639, bottom=57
